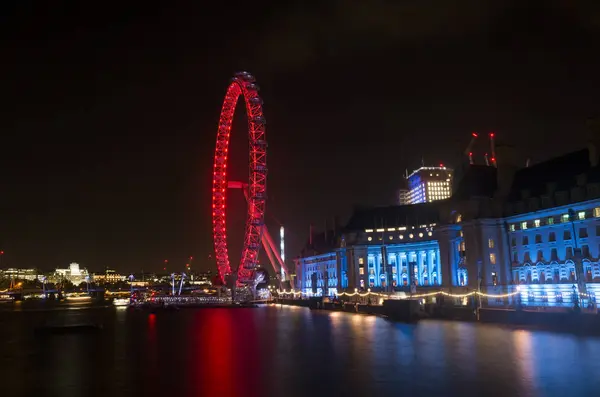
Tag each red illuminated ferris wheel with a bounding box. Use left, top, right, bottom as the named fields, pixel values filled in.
left=212, top=72, right=268, bottom=285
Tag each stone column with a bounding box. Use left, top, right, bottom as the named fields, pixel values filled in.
left=417, top=251, right=424, bottom=285
left=436, top=248, right=442, bottom=286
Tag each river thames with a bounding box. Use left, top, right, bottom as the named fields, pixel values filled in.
left=1, top=304, right=599, bottom=397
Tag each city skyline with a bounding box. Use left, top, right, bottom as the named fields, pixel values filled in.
left=2, top=2, right=600, bottom=272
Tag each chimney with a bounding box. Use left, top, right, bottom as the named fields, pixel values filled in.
left=494, top=143, right=519, bottom=199
left=586, top=118, right=600, bottom=167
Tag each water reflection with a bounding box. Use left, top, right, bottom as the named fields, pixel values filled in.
left=1, top=306, right=600, bottom=396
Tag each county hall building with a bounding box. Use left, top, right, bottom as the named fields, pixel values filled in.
left=295, top=139, right=600, bottom=308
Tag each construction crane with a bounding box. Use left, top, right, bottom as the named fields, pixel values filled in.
left=464, top=132, right=478, bottom=164
left=489, top=132, right=497, bottom=167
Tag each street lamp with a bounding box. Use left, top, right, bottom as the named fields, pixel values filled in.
left=128, top=274, right=134, bottom=296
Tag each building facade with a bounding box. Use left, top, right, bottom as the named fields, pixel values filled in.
left=296, top=141, right=600, bottom=308
left=92, top=268, right=126, bottom=284
left=406, top=166, right=453, bottom=204
left=53, top=262, right=89, bottom=286
left=397, top=189, right=409, bottom=205
left=0, top=268, right=42, bottom=281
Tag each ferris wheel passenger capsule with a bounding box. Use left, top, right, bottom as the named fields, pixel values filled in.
left=252, top=116, right=266, bottom=124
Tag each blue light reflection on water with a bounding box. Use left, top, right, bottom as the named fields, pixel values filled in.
left=1, top=304, right=599, bottom=397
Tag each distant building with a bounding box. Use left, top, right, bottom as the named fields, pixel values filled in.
left=54, top=262, right=89, bottom=286
left=92, top=268, right=126, bottom=284
left=406, top=166, right=453, bottom=204
left=0, top=268, right=42, bottom=281
left=397, top=189, right=409, bottom=205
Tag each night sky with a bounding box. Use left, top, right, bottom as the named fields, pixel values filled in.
left=2, top=1, right=600, bottom=273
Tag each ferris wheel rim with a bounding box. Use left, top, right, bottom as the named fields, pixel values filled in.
left=211, top=72, right=267, bottom=285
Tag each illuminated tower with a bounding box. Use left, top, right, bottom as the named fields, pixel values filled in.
left=280, top=226, right=285, bottom=280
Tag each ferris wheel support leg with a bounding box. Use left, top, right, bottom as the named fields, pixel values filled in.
left=262, top=227, right=290, bottom=279
left=261, top=233, right=281, bottom=277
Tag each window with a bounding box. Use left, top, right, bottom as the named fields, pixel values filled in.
left=358, top=257, right=364, bottom=265
left=510, top=224, right=515, bottom=232
left=534, top=219, right=540, bottom=227
left=522, top=236, right=529, bottom=245
left=580, top=228, right=588, bottom=238
left=488, top=238, right=495, bottom=248
left=578, top=211, right=586, bottom=220
left=521, top=221, right=528, bottom=230
left=595, top=207, right=600, bottom=218
left=537, top=250, right=543, bottom=261
left=491, top=271, right=498, bottom=286
left=566, top=247, right=574, bottom=259
left=548, top=217, right=554, bottom=225
left=551, top=248, right=558, bottom=261
left=513, top=252, right=518, bottom=262
left=367, top=237, right=372, bottom=241
left=561, top=214, right=569, bottom=223
left=535, top=234, right=542, bottom=244
left=549, top=232, right=556, bottom=242
left=582, top=245, right=590, bottom=258
left=456, top=214, right=462, bottom=223
left=511, top=237, right=516, bottom=247
left=489, top=253, right=496, bottom=265
left=524, top=252, right=531, bottom=262
left=359, top=267, right=364, bottom=275
left=564, top=230, right=571, bottom=240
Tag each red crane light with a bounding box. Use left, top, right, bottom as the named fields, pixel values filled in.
left=472, top=132, right=478, bottom=137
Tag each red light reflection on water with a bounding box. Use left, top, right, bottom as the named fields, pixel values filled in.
left=192, top=309, right=259, bottom=397
left=144, top=313, right=158, bottom=394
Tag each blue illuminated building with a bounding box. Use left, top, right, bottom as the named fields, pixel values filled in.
left=296, top=140, right=600, bottom=308
left=406, top=166, right=453, bottom=204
